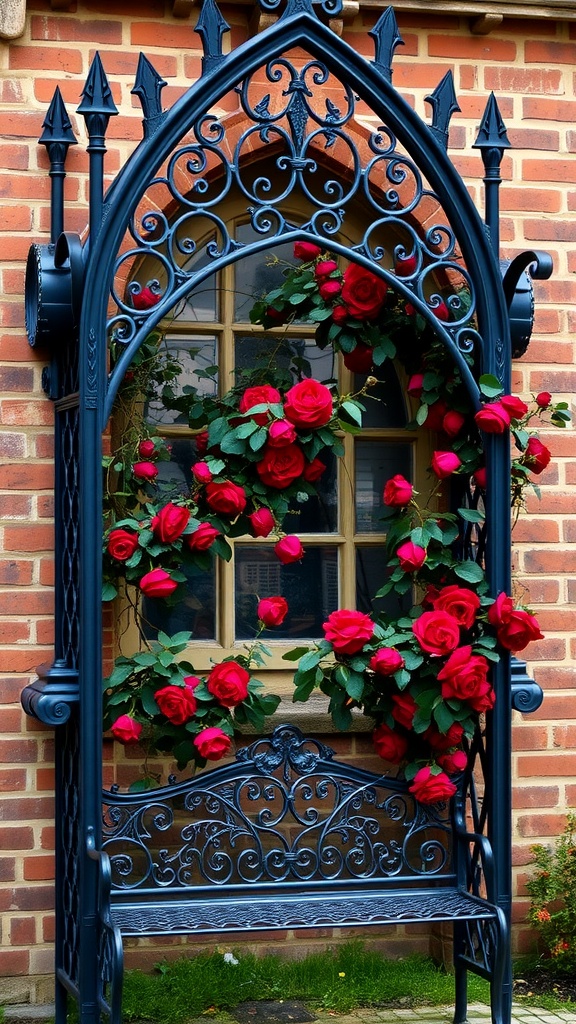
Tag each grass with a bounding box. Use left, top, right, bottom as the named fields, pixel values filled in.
left=120, top=942, right=491, bottom=1022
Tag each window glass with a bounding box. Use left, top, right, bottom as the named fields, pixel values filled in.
left=145, top=334, right=218, bottom=427
left=143, top=563, right=216, bottom=641
left=355, top=440, right=412, bottom=533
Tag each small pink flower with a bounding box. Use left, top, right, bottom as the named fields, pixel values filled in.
left=191, top=461, right=213, bottom=484
left=275, top=535, right=305, bottom=564
left=431, top=451, right=462, bottom=479
left=396, top=540, right=427, bottom=572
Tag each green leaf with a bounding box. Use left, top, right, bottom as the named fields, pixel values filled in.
left=141, top=685, right=160, bottom=716
left=341, top=401, right=363, bottom=427
left=478, top=374, right=503, bottom=398
left=454, top=560, right=485, bottom=584
left=102, top=582, right=118, bottom=602
left=457, top=507, right=485, bottom=523
left=128, top=778, right=154, bottom=793
left=345, top=672, right=365, bottom=701
left=293, top=676, right=317, bottom=702
left=416, top=404, right=429, bottom=426
left=282, top=646, right=311, bottom=662
left=433, top=702, right=456, bottom=733
left=235, top=420, right=258, bottom=438
left=331, top=702, right=352, bottom=731
left=288, top=293, right=307, bottom=305
left=220, top=433, right=247, bottom=455
left=298, top=649, right=323, bottom=673
left=249, top=427, right=269, bottom=452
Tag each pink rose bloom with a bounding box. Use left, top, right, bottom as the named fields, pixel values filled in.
left=442, top=410, right=466, bottom=438
left=258, top=596, right=289, bottom=627
left=193, top=727, right=232, bottom=761
left=192, top=461, right=213, bottom=484
left=275, top=535, right=305, bottom=564
left=431, top=451, right=462, bottom=479
left=322, top=608, right=374, bottom=655
left=111, top=714, right=142, bottom=744
left=268, top=420, right=297, bottom=447
left=249, top=508, right=275, bottom=537
left=132, top=461, right=159, bottom=482
left=138, top=439, right=156, bottom=458
left=474, top=402, right=510, bottom=434
left=369, top=648, right=404, bottom=676
left=396, top=540, right=427, bottom=572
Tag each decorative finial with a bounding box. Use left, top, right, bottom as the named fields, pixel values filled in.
left=132, top=54, right=167, bottom=138
left=39, top=87, right=77, bottom=150
left=194, top=0, right=230, bottom=75
left=77, top=52, right=118, bottom=120
left=39, top=87, right=77, bottom=243
left=425, top=71, right=460, bottom=150
left=473, top=92, right=511, bottom=152
left=369, top=7, right=404, bottom=83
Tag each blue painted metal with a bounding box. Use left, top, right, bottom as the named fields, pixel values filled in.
left=19, top=2, right=551, bottom=1021
left=39, top=87, right=77, bottom=243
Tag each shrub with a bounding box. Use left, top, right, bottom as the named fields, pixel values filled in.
left=526, top=812, right=576, bottom=973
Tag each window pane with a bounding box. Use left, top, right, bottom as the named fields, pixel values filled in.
left=154, top=437, right=198, bottom=498
left=354, top=362, right=407, bottom=427
left=235, top=334, right=335, bottom=385
left=145, top=334, right=218, bottom=427
left=177, top=248, right=218, bottom=322
left=235, top=545, right=338, bottom=640
left=355, top=440, right=412, bottom=533
left=234, top=226, right=296, bottom=322
left=284, top=448, right=338, bottom=534
left=356, top=547, right=410, bottom=619
left=143, top=563, right=216, bottom=642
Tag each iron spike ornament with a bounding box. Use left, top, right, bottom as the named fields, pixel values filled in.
left=473, top=90, right=511, bottom=153
left=132, top=53, right=167, bottom=139
left=77, top=50, right=119, bottom=123
left=425, top=71, right=461, bottom=150
left=194, top=0, right=230, bottom=75
left=473, top=92, right=510, bottom=259
left=369, top=6, right=404, bottom=82
left=38, top=86, right=77, bottom=244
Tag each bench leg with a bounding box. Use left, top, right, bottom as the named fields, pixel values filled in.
left=453, top=962, right=468, bottom=1024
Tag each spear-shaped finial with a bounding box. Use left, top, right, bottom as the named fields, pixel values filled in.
left=425, top=71, right=460, bottom=151
left=132, top=53, right=167, bottom=139
left=369, top=7, right=404, bottom=83
left=77, top=53, right=118, bottom=243
left=473, top=92, right=511, bottom=259
left=194, top=0, right=230, bottom=76
left=39, top=87, right=77, bottom=242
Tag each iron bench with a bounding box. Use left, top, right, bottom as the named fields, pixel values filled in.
left=100, top=724, right=507, bottom=1023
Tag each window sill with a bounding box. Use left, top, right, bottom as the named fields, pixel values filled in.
left=235, top=693, right=375, bottom=736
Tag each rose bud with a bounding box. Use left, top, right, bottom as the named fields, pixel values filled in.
left=536, top=391, right=552, bottom=408
left=294, top=241, right=322, bottom=261
left=368, top=648, right=405, bottom=675
left=391, top=692, right=417, bottom=730
left=395, top=254, right=417, bottom=277
left=107, top=528, right=139, bottom=562
left=138, top=439, right=156, bottom=458
left=268, top=419, right=297, bottom=448
left=257, top=595, right=289, bottom=627
left=383, top=474, right=413, bottom=507
left=319, top=279, right=342, bottom=300
left=343, top=342, right=374, bottom=374
left=405, top=303, right=416, bottom=317
left=409, top=766, right=457, bottom=805
left=424, top=400, right=448, bottom=432
left=132, top=461, right=159, bottom=482
left=132, top=286, right=161, bottom=310
left=473, top=467, right=487, bottom=489
left=303, top=457, right=326, bottom=483
left=186, top=522, right=219, bottom=551
left=193, top=726, right=232, bottom=761
left=522, top=436, right=551, bottom=475
left=438, top=750, right=468, bottom=775
left=332, top=305, right=348, bottom=325
left=191, top=461, right=213, bottom=484
left=372, top=723, right=408, bottom=764
left=431, top=450, right=462, bottom=479
left=500, top=394, right=528, bottom=420
left=314, top=259, right=339, bottom=280
left=265, top=307, right=286, bottom=325
left=195, top=430, right=209, bottom=456
left=474, top=402, right=510, bottom=433
left=249, top=508, right=275, bottom=538
left=407, top=373, right=424, bottom=398
left=442, top=410, right=466, bottom=438
left=139, top=567, right=178, bottom=598
left=433, top=300, right=450, bottom=322
left=111, top=714, right=142, bottom=744
left=396, top=540, right=427, bottom=572
left=275, top=535, right=305, bottom=564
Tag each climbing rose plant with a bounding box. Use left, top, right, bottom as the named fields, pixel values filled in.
left=103, top=243, right=568, bottom=799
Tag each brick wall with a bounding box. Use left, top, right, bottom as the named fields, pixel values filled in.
left=0, top=0, right=575, bottom=1000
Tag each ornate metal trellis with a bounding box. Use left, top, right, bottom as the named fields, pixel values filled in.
left=21, top=0, right=548, bottom=1021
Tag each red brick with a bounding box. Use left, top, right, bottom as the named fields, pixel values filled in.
left=41, top=825, right=55, bottom=850
left=523, top=158, right=576, bottom=184
left=501, top=187, right=561, bottom=213
left=553, top=724, right=576, bottom=747
left=39, top=559, right=54, bottom=586
left=0, top=826, right=34, bottom=850
left=0, top=465, right=53, bottom=491
left=31, top=14, right=122, bottom=42
left=507, top=128, right=560, bottom=152
left=43, top=914, right=55, bottom=942
left=34, top=434, right=54, bottom=459
left=0, top=561, right=34, bottom=586
left=0, top=795, right=54, bottom=820
left=0, top=400, right=53, bottom=426
left=83, top=0, right=164, bottom=11
left=532, top=666, right=575, bottom=690
left=523, top=549, right=576, bottom=574
left=23, top=855, right=55, bottom=881
left=529, top=369, right=576, bottom=394
left=10, top=917, right=36, bottom=946
left=0, top=949, right=29, bottom=975
left=35, top=767, right=55, bottom=791
left=0, top=650, right=51, bottom=673
left=527, top=340, right=574, bottom=364
left=6, top=885, right=54, bottom=911
left=524, top=219, right=576, bottom=242
left=512, top=724, right=548, bottom=750
left=0, top=206, right=33, bottom=232
left=512, top=786, right=559, bottom=809
left=521, top=578, right=559, bottom=605
left=9, top=45, right=83, bottom=74
left=0, top=495, right=32, bottom=519
left=0, top=739, right=39, bottom=764
left=0, top=175, right=53, bottom=202
left=512, top=519, right=558, bottom=543
left=525, top=40, right=576, bottom=64
left=3, top=525, right=54, bottom=553
left=0, top=145, right=29, bottom=171
left=535, top=608, right=576, bottom=631
left=90, top=48, right=177, bottom=78
left=428, top=35, right=516, bottom=61
left=485, top=66, right=563, bottom=94
left=521, top=638, right=565, bottom=661
left=131, top=21, right=199, bottom=48
left=517, top=814, right=567, bottom=838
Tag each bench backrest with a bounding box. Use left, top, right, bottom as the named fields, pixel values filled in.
left=102, top=725, right=457, bottom=899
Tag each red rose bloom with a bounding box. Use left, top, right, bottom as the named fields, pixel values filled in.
left=395, top=254, right=417, bottom=277
left=373, top=723, right=408, bottom=764
left=256, top=443, right=306, bottom=489
left=500, top=394, right=528, bottom=420
left=294, top=241, right=322, bottom=261
left=341, top=263, right=387, bottom=320
left=473, top=467, right=487, bottom=489
left=409, top=766, right=457, bottom=805
left=323, top=608, right=374, bottom=655
left=275, top=535, right=305, bottom=563
left=138, top=439, right=156, bottom=458
left=107, top=528, right=139, bottom=562
left=396, top=540, right=427, bottom=572
left=319, top=279, right=342, bottom=301
left=207, top=660, right=250, bottom=707
left=132, top=461, right=159, bottom=482
left=433, top=300, right=450, bottom=322
left=383, top=474, right=413, bottom=507
left=412, top=610, right=461, bottom=656
left=536, top=392, right=551, bottom=408
left=132, top=285, right=161, bottom=310
left=437, top=645, right=491, bottom=704
left=154, top=682, right=197, bottom=725
left=369, top=648, right=404, bottom=676
left=284, top=379, right=333, bottom=429
left=522, top=436, right=551, bottom=475
left=332, top=304, right=348, bottom=325
left=239, top=385, right=282, bottom=425
left=488, top=592, right=544, bottom=652
left=474, top=402, right=510, bottom=434
left=195, top=430, right=209, bottom=455
left=139, top=568, right=178, bottom=598
left=442, top=410, right=466, bottom=438
left=192, top=461, right=213, bottom=484
left=424, top=721, right=464, bottom=752
left=431, top=450, right=462, bottom=479
left=437, top=749, right=468, bottom=775
left=424, top=400, right=448, bottom=432
left=186, top=522, right=219, bottom=551
left=407, top=373, right=424, bottom=398
left=268, top=419, right=297, bottom=447
left=432, top=585, right=480, bottom=630
left=343, top=342, right=374, bottom=374
left=111, top=714, right=142, bottom=744
left=391, top=692, right=417, bottom=730
left=193, top=726, right=232, bottom=761
left=151, top=502, right=191, bottom=544
left=205, top=480, right=247, bottom=517
left=249, top=508, right=275, bottom=537
left=315, top=259, right=339, bottom=280
left=258, top=595, right=288, bottom=627
left=303, top=457, right=326, bottom=483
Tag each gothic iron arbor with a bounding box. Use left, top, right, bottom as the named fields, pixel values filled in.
left=22, top=1, right=546, bottom=1020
